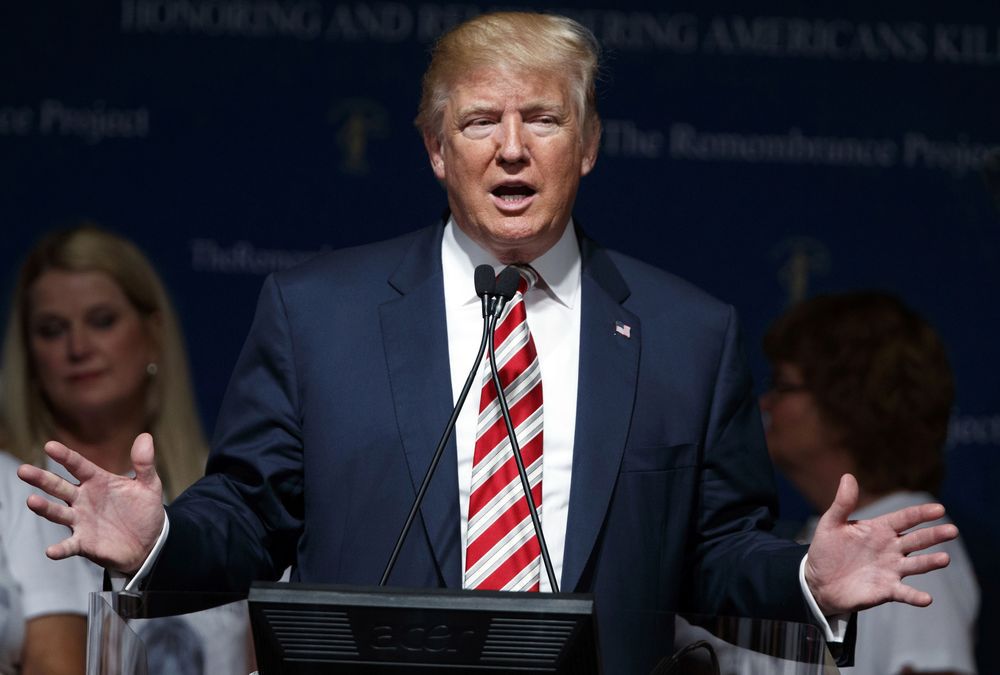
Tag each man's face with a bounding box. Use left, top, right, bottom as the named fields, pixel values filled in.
left=424, top=67, right=598, bottom=263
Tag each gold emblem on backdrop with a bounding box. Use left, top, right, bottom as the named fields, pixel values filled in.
left=328, top=98, right=389, bottom=175
left=771, top=236, right=830, bottom=306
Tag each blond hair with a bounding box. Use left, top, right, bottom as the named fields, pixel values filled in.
left=415, top=12, right=602, bottom=143
left=0, top=224, right=207, bottom=499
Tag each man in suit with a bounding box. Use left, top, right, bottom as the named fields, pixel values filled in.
left=20, top=12, right=956, bottom=673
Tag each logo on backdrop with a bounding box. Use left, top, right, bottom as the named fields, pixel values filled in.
left=771, top=236, right=830, bottom=306
left=328, top=99, right=389, bottom=175
left=0, top=100, right=150, bottom=144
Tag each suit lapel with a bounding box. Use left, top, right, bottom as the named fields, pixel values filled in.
left=562, top=237, right=641, bottom=592
left=379, top=225, right=463, bottom=588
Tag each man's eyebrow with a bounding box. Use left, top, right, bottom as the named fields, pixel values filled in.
left=455, top=103, right=501, bottom=119
left=520, top=99, right=567, bottom=114
left=454, top=100, right=568, bottom=118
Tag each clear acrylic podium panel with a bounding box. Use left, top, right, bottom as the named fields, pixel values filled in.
left=87, top=591, right=254, bottom=675
left=673, top=613, right=839, bottom=675
left=87, top=590, right=838, bottom=674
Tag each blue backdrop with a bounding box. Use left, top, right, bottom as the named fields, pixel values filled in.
left=3, top=0, right=998, bottom=667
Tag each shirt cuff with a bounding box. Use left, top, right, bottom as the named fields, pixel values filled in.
left=799, top=554, right=850, bottom=643
left=107, top=511, right=170, bottom=592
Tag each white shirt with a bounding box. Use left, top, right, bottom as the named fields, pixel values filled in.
left=0, top=542, right=21, bottom=675
left=0, top=451, right=92, bottom=674
left=442, top=218, right=581, bottom=592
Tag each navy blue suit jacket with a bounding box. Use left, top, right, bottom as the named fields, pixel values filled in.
left=154, top=223, right=811, bottom=671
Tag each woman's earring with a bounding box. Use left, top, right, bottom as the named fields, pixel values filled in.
left=146, top=362, right=159, bottom=376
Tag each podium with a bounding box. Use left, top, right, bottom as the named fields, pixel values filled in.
left=87, top=586, right=837, bottom=674
left=247, top=583, right=599, bottom=673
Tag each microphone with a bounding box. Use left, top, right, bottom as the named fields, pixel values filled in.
left=486, top=266, right=560, bottom=592
left=492, top=266, right=520, bottom=316
left=475, top=264, right=496, bottom=317
left=380, top=264, right=496, bottom=586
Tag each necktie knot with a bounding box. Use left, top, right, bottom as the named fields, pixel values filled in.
left=510, top=264, right=539, bottom=295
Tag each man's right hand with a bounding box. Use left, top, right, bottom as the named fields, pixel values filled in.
left=17, top=432, right=165, bottom=575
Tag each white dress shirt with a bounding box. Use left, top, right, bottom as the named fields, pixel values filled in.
left=441, top=217, right=581, bottom=593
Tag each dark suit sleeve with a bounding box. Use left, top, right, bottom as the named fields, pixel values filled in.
left=688, top=305, right=811, bottom=622
left=690, top=305, right=858, bottom=661
left=147, top=274, right=303, bottom=592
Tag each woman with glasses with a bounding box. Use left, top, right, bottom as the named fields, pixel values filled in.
left=761, top=291, right=978, bottom=675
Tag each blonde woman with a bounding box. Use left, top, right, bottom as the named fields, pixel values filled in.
left=0, top=225, right=247, bottom=673
left=2, top=225, right=206, bottom=496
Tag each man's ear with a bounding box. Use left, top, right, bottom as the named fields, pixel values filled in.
left=580, top=119, right=601, bottom=177
left=423, top=131, right=447, bottom=181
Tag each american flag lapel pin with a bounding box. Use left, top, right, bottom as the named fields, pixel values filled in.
left=615, top=321, right=631, bottom=338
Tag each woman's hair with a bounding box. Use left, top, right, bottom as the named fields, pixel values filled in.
left=415, top=11, right=602, bottom=145
left=763, top=291, right=954, bottom=496
left=0, top=224, right=207, bottom=498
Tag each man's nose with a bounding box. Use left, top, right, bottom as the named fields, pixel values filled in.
left=497, top=118, right=528, bottom=163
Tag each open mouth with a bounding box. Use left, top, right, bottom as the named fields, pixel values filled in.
left=491, top=184, right=536, bottom=208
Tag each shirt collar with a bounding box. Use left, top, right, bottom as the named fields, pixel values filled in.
left=441, top=216, right=581, bottom=309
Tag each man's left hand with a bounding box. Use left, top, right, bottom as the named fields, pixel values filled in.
left=804, top=473, right=958, bottom=616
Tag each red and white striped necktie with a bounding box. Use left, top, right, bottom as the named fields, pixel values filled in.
left=464, top=266, right=544, bottom=592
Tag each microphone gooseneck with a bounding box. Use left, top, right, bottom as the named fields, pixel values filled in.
left=380, top=266, right=495, bottom=586
left=487, top=266, right=560, bottom=593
